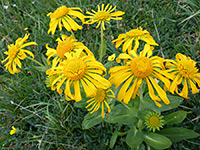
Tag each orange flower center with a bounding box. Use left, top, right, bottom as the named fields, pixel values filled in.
left=51, top=6, right=69, bottom=18
left=8, top=45, right=19, bottom=60
left=63, top=58, right=87, bottom=80
left=95, top=11, right=109, bottom=21
left=130, top=57, right=153, bottom=78
left=95, top=88, right=106, bottom=102
left=149, top=116, right=160, bottom=127
left=126, top=29, right=145, bottom=37
left=177, top=59, right=197, bottom=78
left=56, top=40, right=74, bottom=59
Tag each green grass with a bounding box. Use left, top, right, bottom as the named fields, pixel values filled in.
left=0, top=0, right=200, bottom=149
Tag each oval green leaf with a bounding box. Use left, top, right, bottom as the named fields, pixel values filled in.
left=164, top=111, right=187, bottom=125
left=104, top=104, right=138, bottom=125
left=144, top=132, right=172, bottom=149
left=126, top=126, right=144, bottom=148
left=82, top=111, right=103, bottom=129
left=159, top=127, right=200, bottom=142
left=143, top=94, right=183, bottom=113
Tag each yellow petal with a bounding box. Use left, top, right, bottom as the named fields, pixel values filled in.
left=188, top=79, right=199, bottom=94
left=80, top=78, right=96, bottom=96
left=149, top=76, right=170, bottom=105
left=74, top=80, right=82, bottom=102
left=117, top=75, right=134, bottom=101
left=146, top=77, right=161, bottom=102
left=123, top=78, right=137, bottom=104
left=170, top=74, right=181, bottom=94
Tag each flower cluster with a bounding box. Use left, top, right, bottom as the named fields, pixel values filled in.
left=2, top=4, right=200, bottom=119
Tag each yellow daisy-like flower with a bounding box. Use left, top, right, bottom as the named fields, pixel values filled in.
left=108, top=53, right=116, bottom=61
left=165, top=53, right=200, bottom=98
left=86, top=87, right=115, bottom=118
left=109, top=44, right=173, bottom=107
left=47, top=5, right=85, bottom=35
left=112, top=27, right=159, bottom=53
left=1, top=34, right=37, bottom=74
left=84, top=3, right=125, bottom=30
left=49, top=52, right=111, bottom=102
left=46, top=34, right=93, bottom=74
left=10, top=126, right=16, bottom=135
left=144, top=112, right=165, bottom=132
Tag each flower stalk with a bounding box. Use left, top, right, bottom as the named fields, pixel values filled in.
left=99, top=24, right=105, bottom=62
left=26, top=56, right=47, bottom=70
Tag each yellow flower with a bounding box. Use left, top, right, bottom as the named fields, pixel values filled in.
left=10, top=126, right=16, bottom=135
left=165, top=53, right=200, bottom=98
left=109, top=44, right=173, bottom=107
left=112, top=27, right=158, bottom=53
left=46, top=34, right=93, bottom=74
left=47, top=5, right=85, bottom=35
left=86, top=87, right=115, bottom=118
left=84, top=3, right=125, bottom=30
left=144, top=112, right=165, bottom=132
left=1, top=34, right=37, bottom=74
left=108, top=54, right=116, bottom=61
left=48, top=52, right=111, bottom=102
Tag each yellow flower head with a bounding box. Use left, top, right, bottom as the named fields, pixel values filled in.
left=108, top=53, right=116, bottom=61
left=84, top=4, right=125, bottom=30
left=1, top=34, right=37, bottom=74
left=109, top=44, right=173, bottom=107
left=166, top=53, right=200, bottom=98
left=48, top=52, right=111, bottom=102
left=46, top=34, right=93, bottom=74
left=86, top=87, right=115, bottom=118
left=112, top=27, right=159, bottom=53
left=10, top=126, right=16, bottom=135
left=47, top=5, right=85, bottom=35
left=144, top=112, right=165, bottom=132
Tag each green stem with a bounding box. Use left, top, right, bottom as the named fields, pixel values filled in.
left=26, top=56, right=47, bottom=69
left=137, top=83, right=144, bottom=128
left=99, top=24, right=104, bottom=62
left=139, top=83, right=144, bottom=111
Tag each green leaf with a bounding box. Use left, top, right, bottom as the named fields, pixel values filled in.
left=126, top=126, right=144, bottom=148
left=82, top=111, right=103, bottom=129
left=143, top=94, right=183, bottom=112
left=74, top=100, right=87, bottom=108
left=164, top=111, right=187, bottom=125
left=144, top=132, right=172, bottom=149
left=159, top=127, right=200, bottom=143
left=104, top=104, right=138, bottom=125
left=110, top=129, right=118, bottom=149
left=117, top=131, right=128, bottom=136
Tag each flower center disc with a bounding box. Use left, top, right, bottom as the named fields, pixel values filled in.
left=149, top=116, right=160, bottom=127
left=95, top=11, right=109, bottom=21
left=130, top=57, right=153, bottom=78
left=177, top=59, right=196, bottom=78
left=63, top=58, right=87, bottom=80
left=95, top=88, right=106, bottom=102
left=56, top=40, right=74, bottom=59
left=51, top=6, right=68, bottom=18
left=8, top=45, right=19, bottom=60
left=126, top=29, right=145, bottom=37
